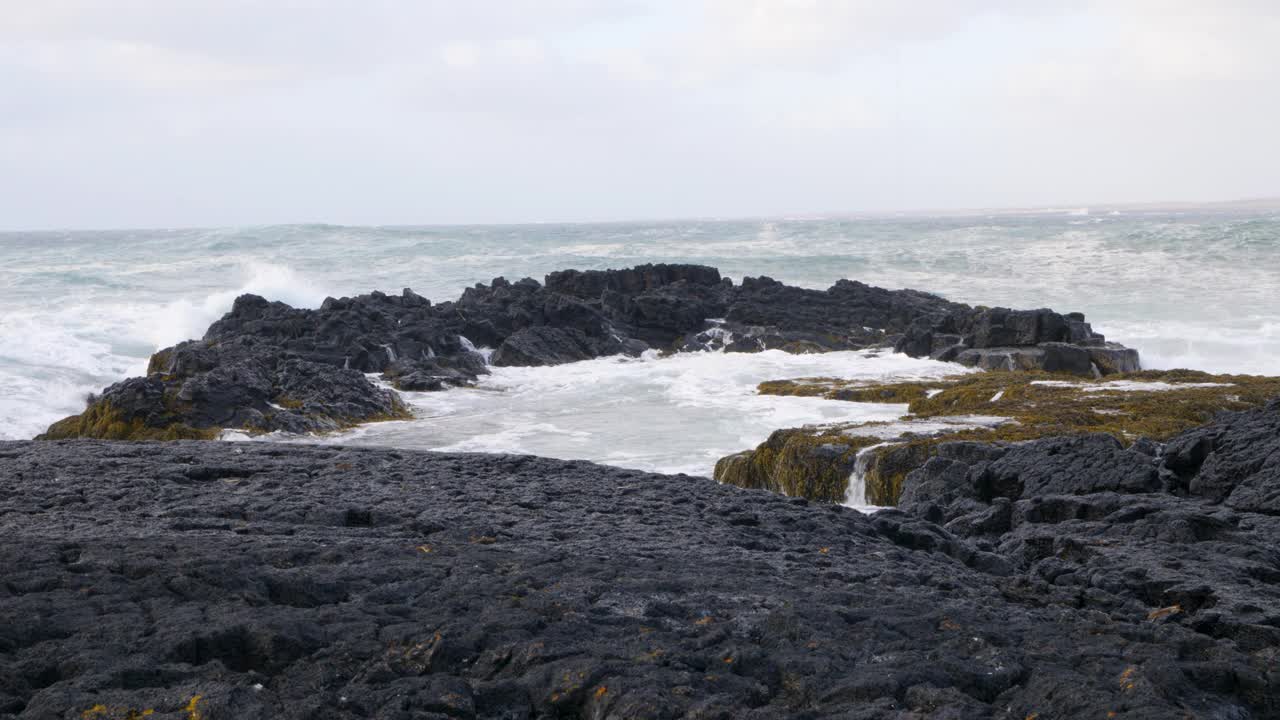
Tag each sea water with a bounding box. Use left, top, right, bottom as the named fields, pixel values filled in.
left=300, top=349, right=964, bottom=479
left=3, top=213, right=1277, bottom=476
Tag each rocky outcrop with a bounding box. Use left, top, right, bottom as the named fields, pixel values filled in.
left=39, top=338, right=412, bottom=440
left=712, top=429, right=882, bottom=504
left=896, top=306, right=1140, bottom=376
left=1161, top=396, right=1280, bottom=512
left=41, top=264, right=1138, bottom=440
left=725, top=370, right=1280, bottom=506
left=2, top=434, right=1276, bottom=717
left=884, top=399, right=1280, bottom=694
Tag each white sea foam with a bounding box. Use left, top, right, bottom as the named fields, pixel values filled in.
left=301, top=349, right=964, bottom=478
left=1104, top=318, right=1279, bottom=376
left=0, top=260, right=329, bottom=440
left=1083, top=381, right=1231, bottom=392
left=143, top=261, right=330, bottom=349
left=458, top=336, right=495, bottom=364
left=0, top=312, right=149, bottom=439
left=4, top=215, right=1279, bottom=444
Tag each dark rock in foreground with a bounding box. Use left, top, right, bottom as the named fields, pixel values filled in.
left=3, top=419, right=1277, bottom=718
left=39, top=264, right=1137, bottom=441
left=889, top=400, right=1280, bottom=708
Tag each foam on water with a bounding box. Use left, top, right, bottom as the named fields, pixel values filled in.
left=303, top=349, right=962, bottom=477
left=0, top=257, right=330, bottom=439
left=144, top=261, right=331, bottom=349
left=845, top=442, right=894, bottom=513
left=1101, top=318, right=1280, bottom=376
left=2, top=213, right=1278, bottom=444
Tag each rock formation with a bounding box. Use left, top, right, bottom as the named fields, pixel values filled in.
left=39, top=265, right=1138, bottom=441
left=719, top=370, right=1280, bottom=507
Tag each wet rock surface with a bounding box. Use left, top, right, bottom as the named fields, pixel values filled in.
left=3, top=423, right=1278, bottom=718
left=894, top=306, right=1137, bottom=375
left=39, top=265, right=1134, bottom=440
left=733, top=370, right=1280, bottom=507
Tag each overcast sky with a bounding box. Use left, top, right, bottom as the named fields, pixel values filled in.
left=2, top=1, right=1278, bottom=229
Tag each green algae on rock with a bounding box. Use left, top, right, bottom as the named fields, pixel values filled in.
left=723, top=369, right=1280, bottom=506
left=713, top=430, right=887, bottom=503
left=38, top=393, right=412, bottom=442
left=756, top=378, right=949, bottom=404
left=904, top=369, right=1280, bottom=443
left=859, top=442, right=935, bottom=507
left=38, top=359, right=414, bottom=442
left=38, top=400, right=219, bottom=441
left=758, top=370, right=1280, bottom=444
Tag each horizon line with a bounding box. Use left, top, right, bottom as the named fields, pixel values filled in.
left=2, top=194, right=1278, bottom=235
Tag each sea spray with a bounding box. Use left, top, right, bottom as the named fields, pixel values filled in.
left=294, top=349, right=952, bottom=477
left=458, top=336, right=495, bottom=364
left=5, top=214, right=1280, bottom=439
left=145, top=261, right=331, bottom=350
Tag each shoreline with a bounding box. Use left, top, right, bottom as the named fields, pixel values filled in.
left=36, top=263, right=1140, bottom=443
left=30, top=262, right=1276, bottom=513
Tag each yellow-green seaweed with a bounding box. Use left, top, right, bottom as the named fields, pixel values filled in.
left=728, top=369, right=1280, bottom=506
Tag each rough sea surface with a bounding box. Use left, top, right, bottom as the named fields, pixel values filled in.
left=3, top=212, right=1277, bottom=468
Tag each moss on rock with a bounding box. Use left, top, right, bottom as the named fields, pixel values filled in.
left=38, top=401, right=217, bottom=441
left=861, top=442, right=935, bottom=507
left=904, top=369, right=1280, bottom=444
left=146, top=347, right=175, bottom=376
left=338, top=403, right=414, bottom=428
left=729, top=368, right=1280, bottom=506
left=39, top=387, right=411, bottom=443
left=758, top=378, right=947, bottom=404
left=713, top=429, right=885, bottom=503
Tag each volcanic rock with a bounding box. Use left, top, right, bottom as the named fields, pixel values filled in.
left=1, top=435, right=1276, bottom=717
left=40, top=265, right=1139, bottom=440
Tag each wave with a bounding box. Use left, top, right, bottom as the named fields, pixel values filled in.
left=0, top=261, right=330, bottom=440
left=312, top=349, right=965, bottom=478
left=1106, top=319, right=1280, bottom=375
left=4, top=217, right=1280, bottom=444
left=142, top=261, right=330, bottom=349
left=0, top=310, right=152, bottom=439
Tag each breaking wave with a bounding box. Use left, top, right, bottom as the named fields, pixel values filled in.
left=2, top=213, right=1278, bottom=442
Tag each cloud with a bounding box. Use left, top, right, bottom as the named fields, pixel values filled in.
left=439, top=42, right=481, bottom=69
left=0, top=0, right=1277, bottom=229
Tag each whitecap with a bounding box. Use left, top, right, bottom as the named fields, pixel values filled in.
left=307, top=349, right=966, bottom=478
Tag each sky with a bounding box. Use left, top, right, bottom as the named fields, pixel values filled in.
left=2, top=0, right=1278, bottom=229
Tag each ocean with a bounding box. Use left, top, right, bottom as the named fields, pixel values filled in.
left=3, top=211, right=1277, bottom=479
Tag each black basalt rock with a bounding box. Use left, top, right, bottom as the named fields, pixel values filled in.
left=1162, top=397, right=1280, bottom=512
left=897, top=302, right=1129, bottom=376
left=490, top=326, right=599, bottom=366
left=41, top=264, right=1140, bottom=440
left=1, top=437, right=1275, bottom=717
left=879, top=402, right=1280, bottom=717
